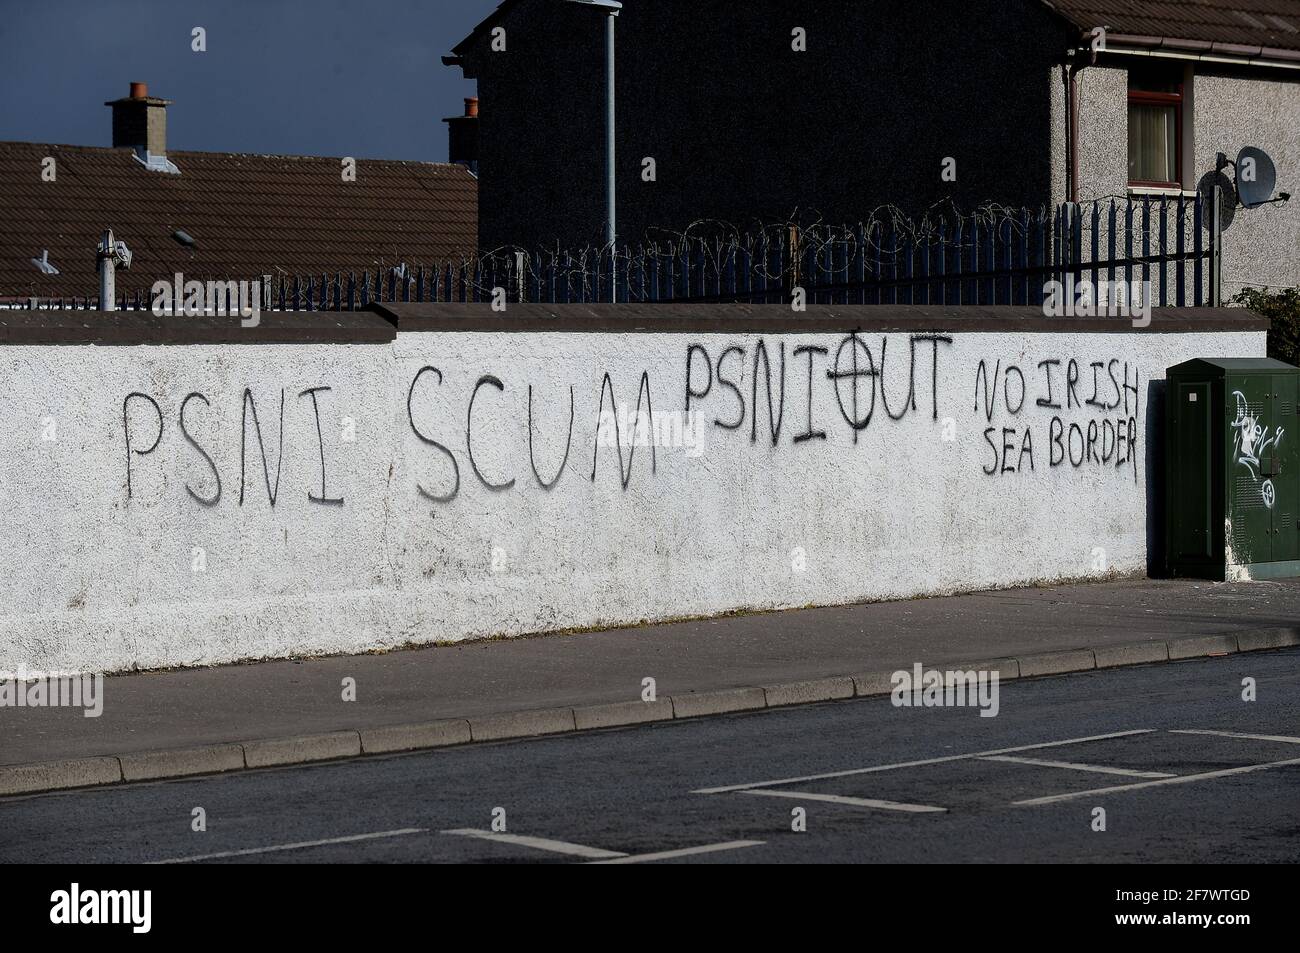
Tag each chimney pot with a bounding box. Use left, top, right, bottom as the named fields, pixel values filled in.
left=107, top=82, right=172, bottom=160
left=444, top=97, right=480, bottom=173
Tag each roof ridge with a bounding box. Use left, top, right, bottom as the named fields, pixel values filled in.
left=0, top=140, right=470, bottom=170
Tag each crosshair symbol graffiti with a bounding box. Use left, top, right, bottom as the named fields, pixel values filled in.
left=1261, top=479, right=1276, bottom=509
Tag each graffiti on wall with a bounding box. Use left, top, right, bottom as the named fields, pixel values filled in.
left=974, top=357, right=1141, bottom=482
left=1231, top=390, right=1285, bottom=509
left=122, top=386, right=345, bottom=507
left=119, top=333, right=1146, bottom=506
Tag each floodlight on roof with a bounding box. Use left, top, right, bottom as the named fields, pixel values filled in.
left=564, top=0, right=622, bottom=12
left=30, top=250, right=59, bottom=275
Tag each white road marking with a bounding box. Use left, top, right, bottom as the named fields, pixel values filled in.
left=591, top=841, right=765, bottom=864
left=740, top=789, right=947, bottom=812
left=150, top=827, right=427, bottom=864
left=1014, top=755, right=1300, bottom=806
left=1169, top=729, right=1300, bottom=745
left=980, top=754, right=1175, bottom=779
left=692, top=729, right=1155, bottom=794
left=441, top=828, right=626, bottom=859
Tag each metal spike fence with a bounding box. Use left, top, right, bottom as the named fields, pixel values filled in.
left=4, top=197, right=1220, bottom=311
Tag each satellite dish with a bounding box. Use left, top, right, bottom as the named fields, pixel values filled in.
left=1236, top=147, right=1278, bottom=208
left=1197, top=170, right=1237, bottom=231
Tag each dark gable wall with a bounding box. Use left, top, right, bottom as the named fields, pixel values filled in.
left=460, top=0, right=1075, bottom=251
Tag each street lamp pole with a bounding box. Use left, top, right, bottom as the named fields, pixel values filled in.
left=567, top=0, right=621, bottom=301
left=605, top=8, right=616, bottom=253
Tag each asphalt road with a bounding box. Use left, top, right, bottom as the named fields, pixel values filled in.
left=4, top=649, right=1299, bottom=864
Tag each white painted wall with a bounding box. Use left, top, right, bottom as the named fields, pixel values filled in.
left=0, top=327, right=1265, bottom=675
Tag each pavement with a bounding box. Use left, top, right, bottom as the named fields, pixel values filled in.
left=3, top=577, right=1299, bottom=796
left=4, top=648, right=1298, bottom=863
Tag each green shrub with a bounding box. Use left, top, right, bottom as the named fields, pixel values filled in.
left=1232, top=286, right=1300, bottom=367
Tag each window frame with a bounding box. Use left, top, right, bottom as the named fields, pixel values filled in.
left=1127, top=80, right=1184, bottom=190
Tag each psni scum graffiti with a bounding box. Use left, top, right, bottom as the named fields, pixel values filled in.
left=119, top=333, right=1143, bottom=506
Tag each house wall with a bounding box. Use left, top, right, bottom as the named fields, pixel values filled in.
left=1054, top=59, right=1300, bottom=299
left=1193, top=69, right=1300, bottom=297
left=460, top=0, right=1074, bottom=251
left=0, top=306, right=1264, bottom=676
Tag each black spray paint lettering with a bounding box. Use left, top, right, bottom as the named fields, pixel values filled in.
left=685, top=344, right=712, bottom=414
left=982, top=426, right=1034, bottom=475
left=1004, top=365, right=1026, bottom=415
left=1085, top=362, right=1109, bottom=410
left=750, top=339, right=785, bottom=445
left=980, top=356, right=1140, bottom=480
left=467, top=375, right=516, bottom=492
left=123, top=392, right=163, bottom=499
left=527, top=384, right=574, bottom=491
left=714, top=345, right=746, bottom=431
left=974, top=360, right=1031, bottom=421
left=179, top=392, right=221, bottom=507
left=792, top=344, right=828, bottom=443
left=1049, top=415, right=1138, bottom=479
left=825, top=332, right=952, bottom=438
left=1036, top=359, right=1062, bottom=409
left=914, top=334, right=954, bottom=421
left=592, top=371, right=656, bottom=489
left=240, top=388, right=284, bottom=507
left=299, top=386, right=344, bottom=506
left=1123, top=363, right=1140, bottom=416
left=828, top=332, right=875, bottom=439
left=407, top=365, right=460, bottom=504
left=684, top=334, right=952, bottom=446
left=878, top=337, right=917, bottom=421
left=126, top=386, right=346, bottom=506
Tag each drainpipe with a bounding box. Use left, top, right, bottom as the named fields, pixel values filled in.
left=1064, top=51, right=1088, bottom=204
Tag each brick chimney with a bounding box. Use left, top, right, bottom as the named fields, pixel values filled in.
left=444, top=97, right=479, bottom=174
left=106, top=82, right=177, bottom=172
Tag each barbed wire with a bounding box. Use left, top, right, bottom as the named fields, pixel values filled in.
left=7, top=195, right=1228, bottom=308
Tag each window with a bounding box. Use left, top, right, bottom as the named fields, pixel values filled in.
left=1128, top=69, right=1183, bottom=188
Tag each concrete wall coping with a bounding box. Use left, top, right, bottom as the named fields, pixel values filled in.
left=0, top=309, right=396, bottom=345
left=375, top=303, right=1268, bottom=335
left=0, top=305, right=1267, bottom=345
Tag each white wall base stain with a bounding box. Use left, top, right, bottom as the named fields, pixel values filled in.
left=0, top=328, right=1265, bottom=674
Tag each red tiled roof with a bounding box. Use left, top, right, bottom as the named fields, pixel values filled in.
left=0, top=142, right=478, bottom=300
left=1044, top=0, right=1300, bottom=52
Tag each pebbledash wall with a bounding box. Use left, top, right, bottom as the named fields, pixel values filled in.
left=0, top=304, right=1267, bottom=676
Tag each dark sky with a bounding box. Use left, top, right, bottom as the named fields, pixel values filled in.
left=0, top=0, right=499, bottom=161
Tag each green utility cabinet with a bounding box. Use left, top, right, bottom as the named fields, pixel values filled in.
left=1165, top=358, right=1300, bottom=580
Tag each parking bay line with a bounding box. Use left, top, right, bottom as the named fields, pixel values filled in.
left=590, top=841, right=766, bottom=864
left=692, top=728, right=1155, bottom=794
left=150, top=827, right=428, bottom=864
left=740, top=789, right=948, bottom=813
left=980, top=754, right=1175, bottom=779
left=441, top=828, right=627, bottom=859
left=1169, top=729, right=1300, bottom=745
left=1013, top=755, right=1300, bottom=806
